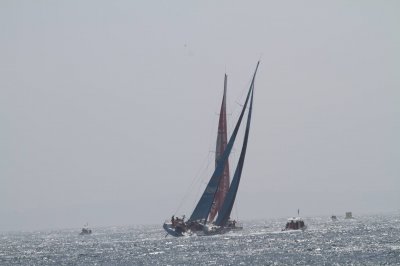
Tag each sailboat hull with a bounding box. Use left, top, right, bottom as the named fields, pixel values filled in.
left=163, top=223, right=187, bottom=237
left=202, top=224, right=243, bottom=236
left=163, top=221, right=242, bottom=237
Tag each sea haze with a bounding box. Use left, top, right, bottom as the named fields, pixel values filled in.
left=1, top=1, right=399, bottom=232
left=1, top=213, right=399, bottom=265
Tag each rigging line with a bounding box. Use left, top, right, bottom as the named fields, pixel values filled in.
left=226, top=78, right=253, bottom=148
left=190, top=82, right=228, bottom=203
left=173, top=91, right=221, bottom=215
left=191, top=153, right=214, bottom=208
left=173, top=150, right=213, bottom=215
left=234, top=199, right=239, bottom=221
left=229, top=66, right=255, bottom=121
left=258, top=53, right=263, bottom=63
left=174, top=155, right=212, bottom=216
left=235, top=101, right=244, bottom=107
left=175, top=150, right=213, bottom=212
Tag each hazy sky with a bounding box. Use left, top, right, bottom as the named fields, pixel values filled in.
left=1, top=1, right=399, bottom=231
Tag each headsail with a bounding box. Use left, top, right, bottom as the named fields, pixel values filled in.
left=215, top=61, right=259, bottom=226
left=208, top=74, right=230, bottom=222
left=188, top=70, right=256, bottom=223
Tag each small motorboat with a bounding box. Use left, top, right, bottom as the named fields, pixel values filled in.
left=79, top=224, right=92, bottom=235
left=282, top=217, right=307, bottom=231
left=331, top=215, right=338, bottom=221
left=345, top=212, right=353, bottom=219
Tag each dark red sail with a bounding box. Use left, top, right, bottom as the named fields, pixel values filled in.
left=208, top=74, right=230, bottom=222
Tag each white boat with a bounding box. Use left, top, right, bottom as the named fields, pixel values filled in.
left=345, top=212, right=353, bottom=219
left=282, top=217, right=307, bottom=231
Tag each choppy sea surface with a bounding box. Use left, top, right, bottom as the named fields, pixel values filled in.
left=1, top=214, right=400, bottom=265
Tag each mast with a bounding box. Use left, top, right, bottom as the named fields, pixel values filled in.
left=215, top=61, right=259, bottom=226
left=208, top=74, right=230, bottom=222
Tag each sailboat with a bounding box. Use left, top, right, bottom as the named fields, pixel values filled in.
left=163, top=62, right=260, bottom=237
left=79, top=223, right=92, bottom=235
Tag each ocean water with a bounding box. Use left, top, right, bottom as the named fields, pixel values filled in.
left=1, top=214, right=399, bottom=265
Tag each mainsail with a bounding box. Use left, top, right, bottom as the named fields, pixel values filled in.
left=208, top=74, right=230, bottom=222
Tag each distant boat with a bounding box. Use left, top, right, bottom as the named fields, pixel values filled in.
left=331, top=215, right=338, bottom=221
left=282, top=209, right=307, bottom=231
left=163, top=62, right=260, bottom=237
left=80, top=223, right=92, bottom=235
left=345, top=212, right=353, bottom=219
left=282, top=217, right=307, bottom=231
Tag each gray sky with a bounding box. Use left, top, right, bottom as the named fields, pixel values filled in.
left=1, top=1, right=399, bottom=231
